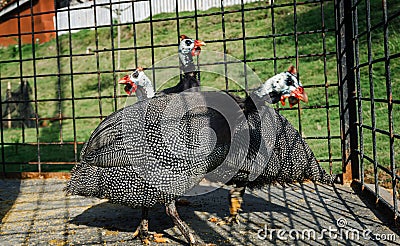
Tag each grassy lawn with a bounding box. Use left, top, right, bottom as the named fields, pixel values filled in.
left=0, top=0, right=399, bottom=194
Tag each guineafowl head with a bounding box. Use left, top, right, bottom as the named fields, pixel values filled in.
left=178, top=35, right=206, bottom=73
left=253, top=65, right=308, bottom=107
left=118, top=74, right=137, bottom=95
left=118, top=67, right=144, bottom=95
left=179, top=34, right=206, bottom=57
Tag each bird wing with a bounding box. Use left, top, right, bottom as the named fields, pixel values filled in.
left=79, top=102, right=147, bottom=168
left=80, top=92, right=240, bottom=171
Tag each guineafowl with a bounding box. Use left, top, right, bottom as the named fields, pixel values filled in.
left=213, top=87, right=337, bottom=225
left=67, top=65, right=333, bottom=243
left=65, top=91, right=245, bottom=245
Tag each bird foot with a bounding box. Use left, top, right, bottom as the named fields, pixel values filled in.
left=208, top=215, right=240, bottom=226
left=217, top=215, right=240, bottom=225
left=133, top=228, right=169, bottom=244
left=150, top=233, right=169, bottom=243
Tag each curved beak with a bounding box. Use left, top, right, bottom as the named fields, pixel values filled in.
left=118, top=75, right=131, bottom=85
left=291, top=86, right=308, bottom=103
left=192, top=40, right=206, bottom=56
left=194, top=40, right=206, bottom=47
left=118, top=74, right=137, bottom=95
left=280, top=86, right=309, bottom=108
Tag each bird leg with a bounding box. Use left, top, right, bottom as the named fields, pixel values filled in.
left=132, top=207, right=151, bottom=244
left=133, top=207, right=168, bottom=244
left=166, top=200, right=204, bottom=245
left=217, top=182, right=246, bottom=225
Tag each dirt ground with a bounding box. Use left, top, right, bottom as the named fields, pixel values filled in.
left=0, top=178, right=399, bottom=245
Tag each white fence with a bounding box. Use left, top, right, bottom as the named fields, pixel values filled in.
left=55, top=0, right=261, bottom=35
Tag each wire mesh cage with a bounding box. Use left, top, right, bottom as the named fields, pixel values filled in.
left=343, top=0, right=399, bottom=222
left=0, top=0, right=398, bottom=223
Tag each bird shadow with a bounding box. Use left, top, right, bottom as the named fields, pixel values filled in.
left=69, top=185, right=292, bottom=244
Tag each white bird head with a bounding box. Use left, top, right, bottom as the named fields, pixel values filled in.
left=118, top=67, right=154, bottom=99
left=254, top=65, right=308, bottom=107
left=178, top=35, right=206, bottom=74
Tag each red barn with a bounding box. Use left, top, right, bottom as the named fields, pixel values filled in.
left=0, top=0, right=56, bottom=46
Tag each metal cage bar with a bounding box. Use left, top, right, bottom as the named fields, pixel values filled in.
left=353, top=0, right=365, bottom=185
left=382, top=0, right=398, bottom=222
left=65, top=1, right=78, bottom=162
left=320, top=1, right=333, bottom=173
left=335, top=0, right=360, bottom=182
left=29, top=0, right=41, bottom=172
left=240, top=0, right=248, bottom=92
left=347, top=0, right=399, bottom=224
left=220, top=0, right=229, bottom=91
left=365, top=0, right=379, bottom=200
left=0, top=58, right=4, bottom=175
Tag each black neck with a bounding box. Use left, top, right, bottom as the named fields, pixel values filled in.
left=179, top=53, right=196, bottom=74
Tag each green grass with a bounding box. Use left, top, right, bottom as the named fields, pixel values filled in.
left=0, top=0, right=399, bottom=192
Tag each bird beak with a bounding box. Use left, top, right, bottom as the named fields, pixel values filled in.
left=118, top=75, right=137, bottom=95
left=280, top=86, right=308, bottom=108
left=194, top=40, right=206, bottom=47
left=118, top=75, right=131, bottom=85
left=192, top=40, right=206, bottom=56
left=292, top=86, right=309, bottom=103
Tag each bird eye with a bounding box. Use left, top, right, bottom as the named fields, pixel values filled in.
left=185, top=40, right=193, bottom=46
left=286, top=77, right=294, bottom=86
left=132, top=71, right=139, bottom=78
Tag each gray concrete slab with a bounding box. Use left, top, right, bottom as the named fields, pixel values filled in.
left=0, top=178, right=399, bottom=245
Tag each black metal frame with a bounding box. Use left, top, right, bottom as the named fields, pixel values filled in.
left=335, top=0, right=399, bottom=224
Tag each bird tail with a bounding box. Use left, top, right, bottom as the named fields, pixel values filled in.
left=302, top=140, right=340, bottom=185
left=310, top=161, right=339, bottom=185
left=64, top=162, right=103, bottom=197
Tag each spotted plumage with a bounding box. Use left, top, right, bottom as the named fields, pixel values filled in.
left=67, top=92, right=239, bottom=204
left=234, top=104, right=334, bottom=187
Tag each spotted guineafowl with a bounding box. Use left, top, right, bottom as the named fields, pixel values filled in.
left=66, top=65, right=334, bottom=243
left=214, top=88, right=338, bottom=225
left=65, top=91, right=244, bottom=245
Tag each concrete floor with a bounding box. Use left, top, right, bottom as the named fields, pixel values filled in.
left=0, top=178, right=399, bottom=245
